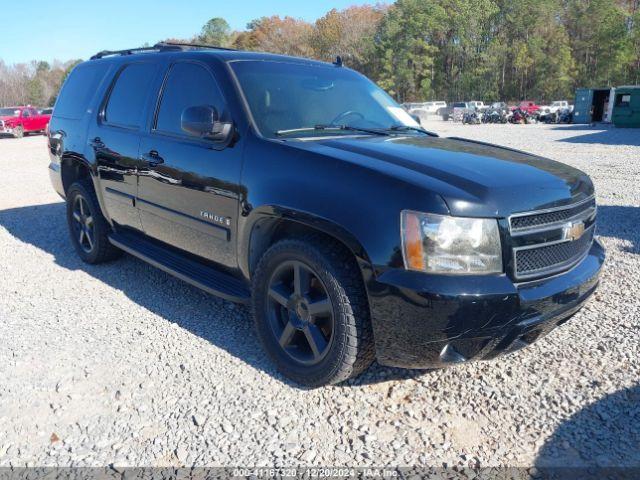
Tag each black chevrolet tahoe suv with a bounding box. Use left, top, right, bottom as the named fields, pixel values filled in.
left=48, top=43, right=605, bottom=387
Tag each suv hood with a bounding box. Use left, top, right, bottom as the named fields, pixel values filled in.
left=289, top=135, right=593, bottom=217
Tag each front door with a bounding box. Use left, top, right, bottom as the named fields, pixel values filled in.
left=88, top=61, right=160, bottom=231
left=137, top=60, right=242, bottom=269
left=21, top=108, right=37, bottom=131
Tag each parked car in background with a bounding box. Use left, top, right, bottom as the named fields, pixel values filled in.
left=423, top=101, right=447, bottom=115
left=488, top=102, right=509, bottom=113
left=538, top=101, right=573, bottom=121
left=549, top=101, right=571, bottom=113
left=440, top=101, right=472, bottom=121
left=452, top=102, right=475, bottom=121
left=401, top=102, right=425, bottom=111
left=468, top=101, right=487, bottom=111
left=484, top=102, right=510, bottom=123
left=401, top=103, right=429, bottom=124
left=0, top=106, right=51, bottom=138
left=403, top=102, right=448, bottom=125
left=512, top=101, right=541, bottom=115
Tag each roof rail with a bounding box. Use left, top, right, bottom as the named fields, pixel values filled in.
left=155, top=41, right=237, bottom=52
left=90, top=42, right=236, bottom=60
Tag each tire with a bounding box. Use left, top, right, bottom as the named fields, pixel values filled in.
left=66, top=179, right=121, bottom=264
left=13, top=126, right=23, bottom=139
left=252, top=236, right=375, bottom=387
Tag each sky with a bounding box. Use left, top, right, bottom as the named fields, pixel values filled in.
left=3, top=0, right=379, bottom=65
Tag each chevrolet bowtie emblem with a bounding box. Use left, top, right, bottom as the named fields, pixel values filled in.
left=563, top=220, right=585, bottom=241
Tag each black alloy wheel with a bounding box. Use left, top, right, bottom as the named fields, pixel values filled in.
left=266, top=260, right=335, bottom=366
left=252, top=236, right=375, bottom=387
left=66, top=179, right=121, bottom=264
left=71, top=195, right=95, bottom=253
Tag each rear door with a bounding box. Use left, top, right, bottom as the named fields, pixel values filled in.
left=137, top=60, right=243, bottom=268
left=88, top=61, right=160, bottom=231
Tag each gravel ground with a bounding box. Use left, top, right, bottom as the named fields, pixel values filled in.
left=0, top=124, right=638, bottom=470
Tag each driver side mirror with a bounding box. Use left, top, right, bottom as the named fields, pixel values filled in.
left=181, top=105, right=233, bottom=143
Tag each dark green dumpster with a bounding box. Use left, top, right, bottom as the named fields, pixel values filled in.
left=612, top=86, right=640, bottom=128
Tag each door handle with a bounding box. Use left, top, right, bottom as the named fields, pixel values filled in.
left=140, top=150, right=164, bottom=166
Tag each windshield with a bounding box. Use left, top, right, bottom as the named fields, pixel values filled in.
left=230, top=60, right=419, bottom=138
left=0, top=108, right=20, bottom=117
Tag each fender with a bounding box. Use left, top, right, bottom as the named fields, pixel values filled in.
left=238, top=205, right=375, bottom=284
left=59, top=153, right=113, bottom=225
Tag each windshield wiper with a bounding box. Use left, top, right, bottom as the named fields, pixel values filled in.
left=275, top=124, right=390, bottom=137
left=386, top=125, right=439, bottom=137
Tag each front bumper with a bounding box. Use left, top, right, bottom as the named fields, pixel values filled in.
left=368, top=238, right=605, bottom=368
left=0, top=124, right=15, bottom=135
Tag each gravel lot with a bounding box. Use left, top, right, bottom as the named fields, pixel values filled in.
left=0, top=124, right=638, bottom=470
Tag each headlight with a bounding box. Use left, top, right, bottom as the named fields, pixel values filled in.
left=401, top=211, right=503, bottom=274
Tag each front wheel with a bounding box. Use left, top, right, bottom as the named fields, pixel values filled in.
left=13, top=126, right=24, bottom=138
left=252, top=237, right=375, bottom=387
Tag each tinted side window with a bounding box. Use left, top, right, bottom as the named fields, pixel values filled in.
left=105, top=63, right=157, bottom=128
left=54, top=63, right=109, bottom=120
left=155, top=62, right=225, bottom=137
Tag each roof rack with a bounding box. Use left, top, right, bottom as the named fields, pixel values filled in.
left=90, top=42, right=236, bottom=60
left=156, top=41, right=236, bottom=52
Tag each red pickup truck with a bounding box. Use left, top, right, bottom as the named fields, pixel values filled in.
left=0, top=106, right=51, bottom=138
left=511, top=100, right=541, bottom=115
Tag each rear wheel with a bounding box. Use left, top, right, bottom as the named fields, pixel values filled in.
left=66, top=179, right=121, bottom=264
left=252, top=236, right=374, bottom=387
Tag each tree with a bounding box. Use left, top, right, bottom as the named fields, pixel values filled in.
left=199, top=17, right=231, bottom=46
left=312, top=5, right=387, bottom=76
left=374, top=0, right=446, bottom=101
left=232, top=16, right=314, bottom=57
left=564, top=0, right=629, bottom=87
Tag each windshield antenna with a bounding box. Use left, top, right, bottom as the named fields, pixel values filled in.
left=333, top=56, right=343, bottom=67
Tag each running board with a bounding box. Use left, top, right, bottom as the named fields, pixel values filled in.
left=109, top=232, right=251, bottom=303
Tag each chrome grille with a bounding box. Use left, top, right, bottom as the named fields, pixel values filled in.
left=510, top=196, right=596, bottom=233
left=515, top=226, right=594, bottom=278
left=510, top=196, right=596, bottom=280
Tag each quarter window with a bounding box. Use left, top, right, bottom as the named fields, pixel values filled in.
left=54, top=63, right=109, bottom=119
left=105, top=63, right=157, bottom=128
left=155, top=62, right=226, bottom=137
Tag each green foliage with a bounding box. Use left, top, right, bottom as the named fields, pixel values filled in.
left=199, top=17, right=231, bottom=46
left=371, top=0, right=637, bottom=101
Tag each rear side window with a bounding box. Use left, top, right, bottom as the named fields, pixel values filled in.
left=155, top=62, right=226, bottom=137
left=54, top=63, right=109, bottom=119
left=105, top=63, right=157, bottom=129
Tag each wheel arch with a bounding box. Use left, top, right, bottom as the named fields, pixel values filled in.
left=60, top=155, right=94, bottom=194
left=241, top=207, right=375, bottom=287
